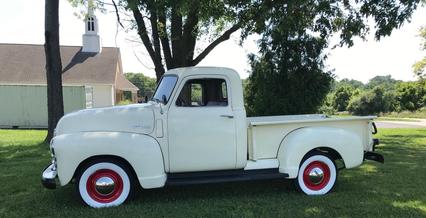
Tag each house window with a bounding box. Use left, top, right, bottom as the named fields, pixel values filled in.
left=176, top=78, right=228, bottom=107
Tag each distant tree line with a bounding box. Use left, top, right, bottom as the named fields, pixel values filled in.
left=124, top=73, right=157, bottom=101
left=127, top=72, right=425, bottom=117
left=319, top=75, right=426, bottom=115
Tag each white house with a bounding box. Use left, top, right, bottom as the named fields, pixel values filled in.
left=0, top=8, right=138, bottom=128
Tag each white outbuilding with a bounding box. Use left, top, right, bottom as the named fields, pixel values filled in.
left=0, top=9, right=138, bottom=128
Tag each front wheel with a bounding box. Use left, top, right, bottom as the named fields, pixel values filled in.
left=77, top=160, right=134, bottom=208
left=296, top=153, right=337, bottom=195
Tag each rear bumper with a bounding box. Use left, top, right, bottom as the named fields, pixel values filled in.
left=41, top=164, right=57, bottom=189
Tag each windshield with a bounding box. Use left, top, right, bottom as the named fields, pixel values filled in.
left=152, top=75, right=178, bottom=104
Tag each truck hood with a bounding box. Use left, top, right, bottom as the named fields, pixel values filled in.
left=55, top=103, right=155, bottom=136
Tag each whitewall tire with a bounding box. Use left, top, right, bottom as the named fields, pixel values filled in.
left=296, top=154, right=337, bottom=195
left=77, top=161, right=132, bottom=208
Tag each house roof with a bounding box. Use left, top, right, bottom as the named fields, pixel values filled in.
left=0, top=43, right=138, bottom=91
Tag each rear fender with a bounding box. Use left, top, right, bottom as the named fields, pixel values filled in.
left=277, top=127, right=364, bottom=178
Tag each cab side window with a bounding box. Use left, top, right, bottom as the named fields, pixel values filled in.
left=176, top=78, right=228, bottom=107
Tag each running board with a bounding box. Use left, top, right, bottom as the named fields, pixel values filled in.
left=166, top=169, right=289, bottom=186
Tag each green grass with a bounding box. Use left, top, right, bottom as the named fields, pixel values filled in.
left=376, top=117, right=420, bottom=122
left=117, top=100, right=134, bottom=105
left=380, top=108, right=426, bottom=119
left=1, top=129, right=426, bottom=217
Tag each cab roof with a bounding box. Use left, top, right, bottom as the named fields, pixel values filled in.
left=164, top=66, right=241, bottom=81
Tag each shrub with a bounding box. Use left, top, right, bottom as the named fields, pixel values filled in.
left=347, top=87, right=395, bottom=115
left=332, top=86, right=353, bottom=111
left=117, top=100, right=133, bottom=105
left=395, top=81, right=425, bottom=111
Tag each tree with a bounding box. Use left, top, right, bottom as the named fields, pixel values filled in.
left=44, top=0, right=64, bottom=142
left=124, top=72, right=156, bottom=98
left=332, top=86, right=353, bottom=112
left=413, top=26, right=426, bottom=78
left=347, top=87, right=396, bottom=115
left=70, top=0, right=258, bottom=81
left=70, top=0, right=422, bottom=81
left=336, top=79, right=365, bottom=90
left=366, top=75, right=401, bottom=90
left=245, top=37, right=333, bottom=116
left=244, top=0, right=421, bottom=116
left=395, top=81, right=425, bottom=111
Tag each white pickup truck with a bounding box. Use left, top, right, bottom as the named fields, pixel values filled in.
left=42, top=67, right=383, bottom=208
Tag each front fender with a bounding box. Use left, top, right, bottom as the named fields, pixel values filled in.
left=52, top=132, right=166, bottom=189
left=277, top=127, right=364, bottom=178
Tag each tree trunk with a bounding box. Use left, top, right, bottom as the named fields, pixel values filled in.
left=44, top=0, right=64, bottom=142
left=131, top=4, right=241, bottom=83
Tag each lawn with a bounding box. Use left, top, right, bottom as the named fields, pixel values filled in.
left=376, top=117, right=420, bottom=122
left=1, top=128, right=425, bottom=217
left=381, top=108, right=426, bottom=119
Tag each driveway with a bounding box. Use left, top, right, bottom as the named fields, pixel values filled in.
left=375, top=119, right=426, bottom=128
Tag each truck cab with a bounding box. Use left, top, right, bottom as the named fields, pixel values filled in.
left=153, top=67, right=248, bottom=172
left=42, top=67, right=383, bottom=208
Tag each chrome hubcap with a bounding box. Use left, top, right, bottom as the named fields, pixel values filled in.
left=95, top=177, right=115, bottom=195
left=308, top=167, right=324, bottom=185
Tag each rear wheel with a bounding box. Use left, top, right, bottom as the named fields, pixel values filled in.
left=296, top=153, right=337, bottom=195
left=76, top=159, right=134, bottom=208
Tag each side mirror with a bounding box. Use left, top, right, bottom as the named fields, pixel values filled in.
left=162, top=94, right=167, bottom=104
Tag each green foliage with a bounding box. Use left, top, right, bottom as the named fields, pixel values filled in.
left=117, top=100, right=133, bottom=105
left=124, top=73, right=157, bottom=99
left=347, top=87, right=396, bottom=115
left=326, top=74, right=426, bottom=116
left=70, top=0, right=421, bottom=81
left=413, top=26, right=426, bottom=78
left=243, top=0, right=421, bottom=116
left=366, top=75, right=401, bottom=90
left=332, top=86, right=354, bottom=111
left=246, top=0, right=421, bottom=47
left=317, top=93, right=336, bottom=115
left=245, top=36, right=333, bottom=116
left=395, top=81, right=426, bottom=111
left=335, top=78, right=365, bottom=90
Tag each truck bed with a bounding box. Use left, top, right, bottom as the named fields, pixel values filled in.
left=247, top=114, right=376, bottom=160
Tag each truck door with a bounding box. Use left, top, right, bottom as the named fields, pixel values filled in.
left=168, top=76, right=237, bottom=172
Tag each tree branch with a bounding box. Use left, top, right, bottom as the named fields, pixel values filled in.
left=111, top=0, right=124, bottom=28
left=131, top=8, right=156, bottom=65
left=191, top=24, right=241, bottom=66
left=182, top=1, right=199, bottom=64
left=149, top=10, right=165, bottom=77
left=159, top=13, right=173, bottom=69
left=170, top=6, right=182, bottom=66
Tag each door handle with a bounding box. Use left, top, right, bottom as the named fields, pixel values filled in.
left=220, top=114, right=234, bottom=118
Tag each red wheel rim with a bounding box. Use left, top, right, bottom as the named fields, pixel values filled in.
left=303, top=161, right=331, bottom=191
left=86, top=169, right=123, bottom=203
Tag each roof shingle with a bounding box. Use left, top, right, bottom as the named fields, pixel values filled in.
left=0, top=44, right=120, bottom=85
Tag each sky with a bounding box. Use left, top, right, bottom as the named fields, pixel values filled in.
left=0, top=1, right=425, bottom=83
